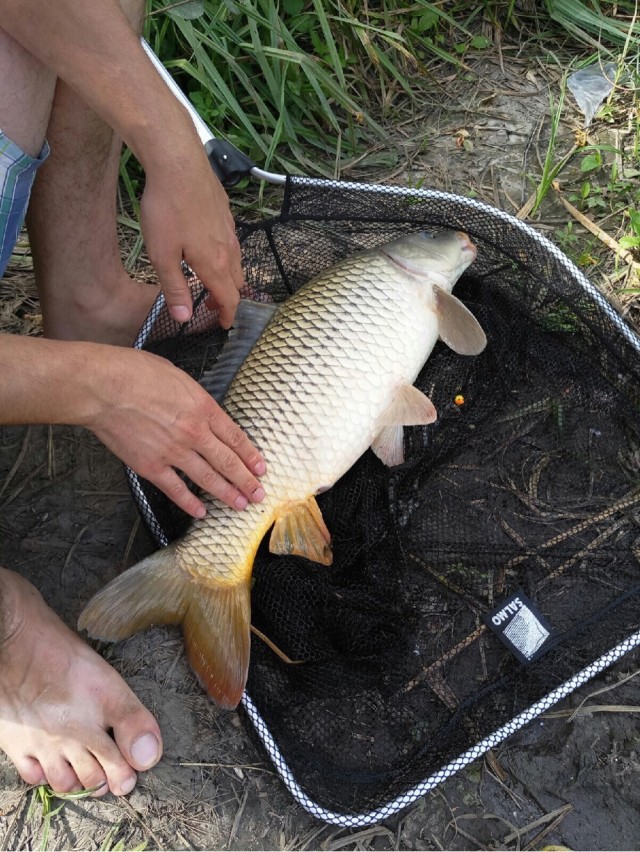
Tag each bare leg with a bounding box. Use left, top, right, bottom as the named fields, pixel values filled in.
left=0, top=568, right=161, bottom=795
left=25, top=0, right=159, bottom=346
left=0, top=11, right=163, bottom=794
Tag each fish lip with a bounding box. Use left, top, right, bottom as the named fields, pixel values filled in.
left=454, top=231, right=478, bottom=262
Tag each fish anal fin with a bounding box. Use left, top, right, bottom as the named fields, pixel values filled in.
left=78, top=545, right=187, bottom=640
left=269, top=496, right=333, bottom=566
left=371, top=424, right=405, bottom=466
left=183, top=581, right=251, bottom=710
left=434, top=285, right=487, bottom=355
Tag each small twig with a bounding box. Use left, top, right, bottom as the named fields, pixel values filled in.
left=0, top=426, right=32, bottom=498
left=122, top=515, right=141, bottom=569
left=502, top=804, right=572, bottom=846
left=0, top=461, right=47, bottom=508
left=326, top=826, right=396, bottom=850
left=403, top=624, right=486, bottom=693
left=250, top=625, right=304, bottom=664
left=179, top=761, right=272, bottom=774
left=61, top=524, right=89, bottom=587
left=227, top=787, right=249, bottom=850
left=0, top=788, right=30, bottom=850
left=117, top=796, right=165, bottom=850
left=554, top=188, right=640, bottom=272
left=544, top=704, right=640, bottom=719
left=566, top=667, right=640, bottom=721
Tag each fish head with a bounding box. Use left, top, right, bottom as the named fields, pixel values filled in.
left=380, top=230, right=477, bottom=293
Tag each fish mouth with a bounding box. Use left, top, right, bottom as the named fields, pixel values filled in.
left=454, top=231, right=478, bottom=263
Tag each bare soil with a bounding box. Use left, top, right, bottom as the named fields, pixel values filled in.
left=1, top=40, right=640, bottom=852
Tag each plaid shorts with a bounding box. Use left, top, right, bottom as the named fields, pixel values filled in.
left=0, top=129, right=49, bottom=278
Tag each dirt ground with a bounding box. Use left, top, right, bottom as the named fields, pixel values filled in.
left=2, top=38, right=640, bottom=852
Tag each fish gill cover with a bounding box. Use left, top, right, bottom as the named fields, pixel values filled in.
left=129, top=177, right=640, bottom=819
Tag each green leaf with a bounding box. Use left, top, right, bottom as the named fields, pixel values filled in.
left=282, top=0, right=305, bottom=15
left=166, top=0, right=205, bottom=21
left=580, top=152, right=601, bottom=172
left=469, top=35, right=490, bottom=49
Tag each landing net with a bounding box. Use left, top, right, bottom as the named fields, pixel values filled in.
left=128, top=176, right=640, bottom=824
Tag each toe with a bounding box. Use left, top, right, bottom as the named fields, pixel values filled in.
left=64, top=746, right=109, bottom=797
left=108, top=697, right=163, bottom=773
left=13, top=755, right=46, bottom=787
left=40, top=759, right=81, bottom=794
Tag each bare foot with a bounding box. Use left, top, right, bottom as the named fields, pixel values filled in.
left=0, top=567, right=162, bottom=795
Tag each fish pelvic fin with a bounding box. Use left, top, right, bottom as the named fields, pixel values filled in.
left=434, top=285, right=487, bottom=355
left=372, top=383, right=438, bottom=466
left=78, top=545, right=252, bottom=710
left=269, top=496, right=333, bottom=565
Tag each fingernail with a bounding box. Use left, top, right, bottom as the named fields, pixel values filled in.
left=234, top=495, right=249, bottom=510
left=170, top=305, right=191, bottom=323
left=130, top=733, right=160, bottom=769
left=195, top=504, right=207, bottom=519
left=252, top=486, right=265, bottom=503
left=253, top=460, right=267, bottom=476
left=120, top=775, right=137, bottom=796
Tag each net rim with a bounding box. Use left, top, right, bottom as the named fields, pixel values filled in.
left=242, top=629, right=640, bottom=827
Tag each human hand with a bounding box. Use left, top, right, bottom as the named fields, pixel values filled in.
left=86, top=347, right=266, bottom=518
left=139, top=134, right=244, bottom=329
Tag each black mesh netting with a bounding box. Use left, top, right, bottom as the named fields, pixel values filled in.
left=129, top=177, right=640, bottom=818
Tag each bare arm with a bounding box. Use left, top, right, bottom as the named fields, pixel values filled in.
left=0, top=0, right=243, bottom=327
left=0, top=334, right=266, bottom=518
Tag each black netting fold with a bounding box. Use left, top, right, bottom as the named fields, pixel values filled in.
left=129, top=177, right=640, bottom=817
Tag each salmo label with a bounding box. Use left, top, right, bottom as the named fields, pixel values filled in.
left=485, top=589, right=553, bottom=665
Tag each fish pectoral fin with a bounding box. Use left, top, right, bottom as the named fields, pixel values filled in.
left=371, top=384, right=438, bottom=467
left=183, top=580, right=251, bottom=710
left=269, top=496, right=333, bottom=566
left=434, top=285, right=487, bottom=355
left=78, top=544, right=188, bottom=640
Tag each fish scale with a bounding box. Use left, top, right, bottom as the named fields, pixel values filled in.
left=78, top=230, right=485, bottom=709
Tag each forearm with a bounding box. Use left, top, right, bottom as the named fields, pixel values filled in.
left=0, top=333, right=106, bottom=428
left=0, top=0, right=196, bottom=171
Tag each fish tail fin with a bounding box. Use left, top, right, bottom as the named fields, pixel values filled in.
left=78, top=545, right=188, bottom=639
left=78, top=546, right=251, bottom=710
left=182, top=581, right=251, bottom=709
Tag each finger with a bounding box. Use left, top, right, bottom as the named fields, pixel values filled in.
left=153, top=468, right=207, bottom=519
left=208, top=410, right=266, bottom=477
left=199, top=273, right=239, bottom=330
left=183, top=448, right=266, bottom=510
left=151, top=251, right=193, bottom=324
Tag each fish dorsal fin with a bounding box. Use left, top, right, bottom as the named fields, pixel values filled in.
left=269, top=496, right=333, bottom=566
left=434, top=285, right=487, bottom=355
left=379, top=383, right=438, bottom=427
left=200, top=299, right=280, bottom=402
left=372, top=384, right=438, bottom=467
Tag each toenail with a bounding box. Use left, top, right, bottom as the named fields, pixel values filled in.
left=130, top=733, right=160, bottom=769
left=119, top=775, right=137, bottom=796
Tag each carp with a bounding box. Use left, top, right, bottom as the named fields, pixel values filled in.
left=78, top=230, right=486, bottom=709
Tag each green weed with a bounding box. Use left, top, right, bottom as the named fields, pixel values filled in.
left=27, top=784, right=104, bottom=851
